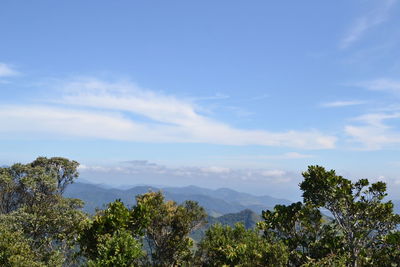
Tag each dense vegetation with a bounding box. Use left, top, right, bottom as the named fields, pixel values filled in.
left=1, top=157, right=400, bottom=266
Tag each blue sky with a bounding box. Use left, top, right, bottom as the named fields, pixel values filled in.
left=1, top=0, right=400, bottom=200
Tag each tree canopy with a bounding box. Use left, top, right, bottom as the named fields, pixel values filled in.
left=1, top=159, right=399, bottom=267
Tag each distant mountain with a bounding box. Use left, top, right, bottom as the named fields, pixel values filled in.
left=64, top=182, right=292, bottom=216
left=163, top=186, right=291, bottom=214
left=191, top=209, right=262, bottom=242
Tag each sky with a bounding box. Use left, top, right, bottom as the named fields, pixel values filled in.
left=1, top=0, right=400, bottom=200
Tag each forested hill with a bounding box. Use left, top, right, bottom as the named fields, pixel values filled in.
left=64, top=182, right=291, bottom=215
left=191, top=209, right=261, bottom=241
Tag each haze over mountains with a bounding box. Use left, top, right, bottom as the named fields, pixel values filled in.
left=64, top=182, right=292, bottom=216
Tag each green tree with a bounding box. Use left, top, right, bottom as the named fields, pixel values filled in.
left=258, top=202, right=343, bottom=266
left=300, top=165, right=400, bottom=267
left=80, top=191, right=206, bottom=266
left=0, top=157, right=80, bottom=214
left=365, top=231, right=400, bottom=267
left=0, top=157, right=87, bottom=266
left=79, top=200, right=145, bottom=266
left=197, top=223, right=288, bottom=267
left=86, top=230, right=144, bottom=267
left=301, top=253, right=347, bottom=267
left=0, top=223, right=44, bottom=267
left=30, top=156, right=79, bottom=194
left=135, top=191, right=207, bottom=266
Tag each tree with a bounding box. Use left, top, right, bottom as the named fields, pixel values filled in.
left=0, top=223, right=44, bottom=267
left=0, top=157, right=87, bottom=266
left=86, top=230, right=144, bottom=267
left=300, top=165, right=400, bottom=267
left=258, top=202, right=344, bottom=266
left=135, top=191, right=207, bottom=266
left=364, top=231, right=400, bottom=267
left=79, top=200, right=145, bottom=266
left=80, top=191, right=207, bottom=266
left=30, top=156, right=79, bottom=194
left=197, top=223, right=288, bottom=267
left=301, top=253, right=347, bottom=267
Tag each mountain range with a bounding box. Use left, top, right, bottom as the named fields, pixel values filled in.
left=64, top=182, right=400, bottom=241
left=64, top=182, right=292, bottom=216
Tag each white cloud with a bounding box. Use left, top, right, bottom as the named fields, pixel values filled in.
left=340, top=0, right=397, bottom=49
left=345, top=112, right=400, bottom=150
left=0, top=63, right=18, bottom=77
left=232, top=152, right=313, bottom=160
left=357, top=78, right=400, bottom=94
left=260, top=169, right=286, bottom=177
left=79, top=161, right=295, bottom=184
left=321, top=100, right=366, bottom=108
left=201, top=166, right=231, bottom=174
left=0, top=78, right=336, bottom=149
left=233, top=152, right=313, bottom=161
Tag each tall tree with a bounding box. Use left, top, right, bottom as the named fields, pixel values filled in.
left=135, top=191, right=207, bottom=266
left=0, top=157, right=86, bottom=266
left=30, top=156, right=79, bottom=194
left=258, top=202, right=343, bottom=266
left=80, top=191, right=207, bottom=266
left=300, top=165, right=400, bottom=267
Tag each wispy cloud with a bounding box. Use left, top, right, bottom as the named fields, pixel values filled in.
left=342, top=79, right=400, bottom=149
left=340, top=0, right=397, bottom=49
left=239, top=152, right=314, bottom=160
left=321, top=100, right=366, bottom=108
left=0, top=77, right=336, bottom=149
left=357, top=78, right=400, bottom=94
left=345, top=112, right=400, bottom=150
left=211, top=152, right=314, bottom=164
left=0, top=63, right=18, bottom=77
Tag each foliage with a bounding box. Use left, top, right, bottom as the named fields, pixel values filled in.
left=0, top=223, right=44, bottom=267
left=301, top=253, right=347, bottom=267
left=79, top=200, right=146, bottom=265
left=300, top=165, right=400, bottom=267
left=197, top=222, right=288, bottom=267
left=135, top=191, right=207, bottom=266
left=0, top=157, right=79, bottom=214
left=30, top=156, right=80, bottom=194
left=80, top=191, right=207, bottom=266
left=365, top=231, right=400, bottom=267
left=2, top=158, right=400, bottom=267
left=258, top=202, right=344, bottom=266
left=191, top=209, right=261, bottom=243
left=86, top=230, right=144, bottom=267
left=0, top=157, right=86, bottom=266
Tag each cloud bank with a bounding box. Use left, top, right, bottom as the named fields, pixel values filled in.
left=79, top=160, right=296, bottom=185
left=0, top=78, right=336, bottom=149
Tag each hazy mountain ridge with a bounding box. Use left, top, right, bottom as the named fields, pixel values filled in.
left=191, top=209, right=262, bottom=242
left=64, top=182, right=292, bottom=216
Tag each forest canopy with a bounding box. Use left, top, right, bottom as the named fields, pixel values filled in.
left=0, top=157, right=399, bottom=267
